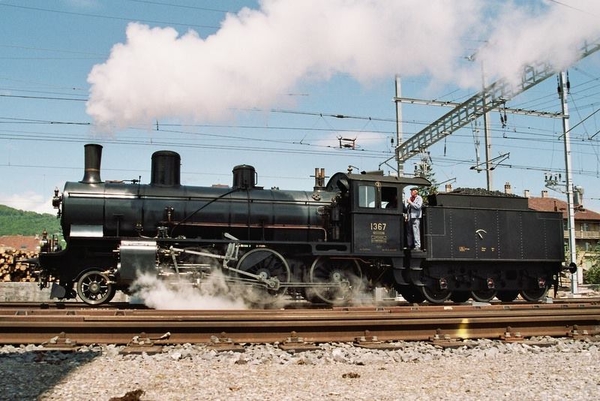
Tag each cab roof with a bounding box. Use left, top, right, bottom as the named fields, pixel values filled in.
left=325, top=171, right=431, bottom=193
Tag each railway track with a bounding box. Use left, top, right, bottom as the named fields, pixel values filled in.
left=1, top=299, right=599, bottom=348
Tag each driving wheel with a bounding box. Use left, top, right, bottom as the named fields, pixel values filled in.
left=236, top=248, right=291, bottom=305
left=308, top=257, right=363, bottom=305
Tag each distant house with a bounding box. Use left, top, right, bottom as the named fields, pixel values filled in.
left=0, top=235, right=40, bottom=252
left=527, top=189, right=600, bottom=273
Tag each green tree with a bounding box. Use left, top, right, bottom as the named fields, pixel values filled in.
left=413, top=152, right=438, bottom=203
left=584, top=243, right=600, bottom=285
left=583, top=265, right=600, bottom=284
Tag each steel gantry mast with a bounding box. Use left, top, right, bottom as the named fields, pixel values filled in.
left=394, top=40, right=600, bottom=169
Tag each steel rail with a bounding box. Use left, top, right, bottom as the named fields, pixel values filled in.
left=0, top=302, right=599, bottom=346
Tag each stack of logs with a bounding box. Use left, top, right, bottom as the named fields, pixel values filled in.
left=0, top=247, right=38, bottom=282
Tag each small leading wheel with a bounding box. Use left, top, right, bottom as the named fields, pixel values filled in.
left=471, top=289, right=497, bottom=302
left=496, top=290, right=519, bottom=302
left=420, top=285, right=451, bottom=304
left=77, top=270, right=115, bottom=306
left=520, top=287, right=549, bottom=302
left=308, top=257, right=363, bottom=305
left=236, top=248, right=291, bottom=305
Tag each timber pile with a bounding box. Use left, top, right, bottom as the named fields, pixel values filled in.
left=0, top=247, right=38, bottom=282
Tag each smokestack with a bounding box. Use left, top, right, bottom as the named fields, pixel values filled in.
left=80, top=144, right=103, bottom=184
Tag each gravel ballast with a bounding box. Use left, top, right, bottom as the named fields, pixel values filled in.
left=0, top=338, right=598, bottom=400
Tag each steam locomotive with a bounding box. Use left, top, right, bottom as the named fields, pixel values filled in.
left=35, top=144, right=573, bottom=306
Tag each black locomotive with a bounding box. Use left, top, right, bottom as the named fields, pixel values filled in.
left=35, top=144, right=573, bottom=306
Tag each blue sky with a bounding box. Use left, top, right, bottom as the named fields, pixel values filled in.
left=2, top=0, right=600, bottom=215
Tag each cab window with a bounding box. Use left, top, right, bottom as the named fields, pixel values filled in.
left=357, top=184, right=399, bottom=209
left=358, top=185, right=376, bottom=208
left=382, top=186, right=398, bottom=209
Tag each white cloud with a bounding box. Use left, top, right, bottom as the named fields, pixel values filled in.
left=2, top=192, right=56, bottom=215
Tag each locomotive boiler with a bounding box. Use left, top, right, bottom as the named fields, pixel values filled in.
left=35, top=144, right=573, bottom=306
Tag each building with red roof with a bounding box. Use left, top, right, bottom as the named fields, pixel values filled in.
left=527, top=189, right=600, bottom=272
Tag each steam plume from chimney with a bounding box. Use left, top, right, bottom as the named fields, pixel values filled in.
left=86, top=0, right=600, bottom=129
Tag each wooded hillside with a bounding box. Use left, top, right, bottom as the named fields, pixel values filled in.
left=0, top=205, right=61, bottom=236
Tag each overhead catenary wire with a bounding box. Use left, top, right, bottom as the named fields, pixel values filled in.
left=0, top=3, right=220, bottom=30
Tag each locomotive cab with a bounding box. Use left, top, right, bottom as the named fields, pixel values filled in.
left=326, top=172, right=430, bottom=256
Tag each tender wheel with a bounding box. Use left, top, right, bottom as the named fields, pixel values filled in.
left=396, top=286, right=425, bottom=303
left=236, top=248, right=291, bottom=305
left=520, top=287, right=549, bottom=302
left=420, top=286, right=451, bottom=304
left=77, top=270, right=115, bottom=306
left=471, top=289, right=497, bottom=302
left=308, top=257, right=363, bottom=305
left=449, top=291, right=471, bottom=303
left=496, top=290, right=519, bottom=302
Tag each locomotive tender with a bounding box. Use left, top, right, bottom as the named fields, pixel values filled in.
left=36, top=144, right=573, bottom=306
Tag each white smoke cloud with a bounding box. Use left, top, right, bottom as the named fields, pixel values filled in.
left=466, top=1, right=600, bottom=86
left=130, top=271, right=249, bottom=310
left=86, top=0, right=600, bottom=128
left=129, top=268, right=299, bottom=310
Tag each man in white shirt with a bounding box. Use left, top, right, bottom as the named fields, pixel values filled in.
left=406, top=187, right=423, bottom=250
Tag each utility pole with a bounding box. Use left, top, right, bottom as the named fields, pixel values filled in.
left=558, top=71, right=579, bottom=294
left=395, top=75, right=404, bottom=177
left=481, top=63, right=493, bottom=190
